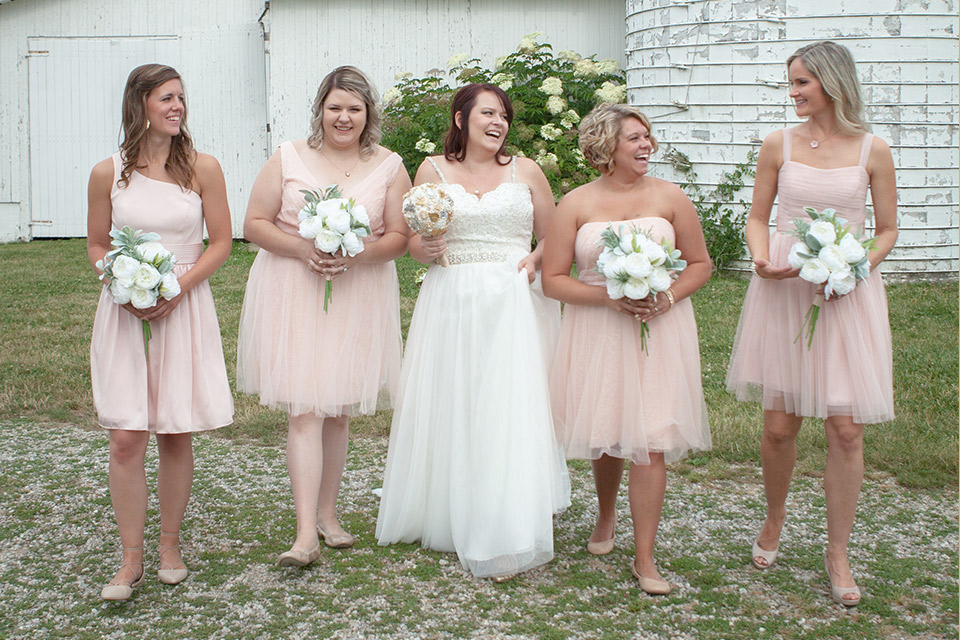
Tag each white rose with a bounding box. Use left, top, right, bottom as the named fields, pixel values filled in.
left=298, top=215, right=325, bottom=239
left=351, top=204, right=370, bottom=228
left=133, top=263, right=162, bottom=290
left=818, top=244, right=848, bottom=272
left=130, top=286, right=158, bottom=309
left=605, top=278, right=626, bottom=300
left=109, top=280, right=132, bottom=305
left=787, top=242, right=808, bottom=269
left=315, top=228, right=342, bottom=254
left=623, top=277, right=651, bottom=301
left=837, top=233, right=867, bottom=264
left=138, top=241, right=169, bottom=264
left=325, top=207, right=352, bottom=234
left=824, top=267, right=857, bottom=299
left=807, top=219, right=837, bottom=248
left=798, top=257, right=830, bottom=284
left=647, top=267, right=673, bottom=292
left=341, top=231, right=364, bottom=257
left=111, top=254, right=141, bottom=286
left=623, top=251, right=653, bottom=279
left=159, top=272, right=181, bottom=300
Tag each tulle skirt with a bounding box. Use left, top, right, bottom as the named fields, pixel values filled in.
left=376, top=256, right=571, bottom=578
left=550, top=294, right=711, bottom=465
left=236, top=249, right=402, bottom=418
left=725, top=230, right=895, bottom=424
left=90, top=260, right=234, bottom=433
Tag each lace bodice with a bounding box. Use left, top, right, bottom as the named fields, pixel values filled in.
left=428, top=158, right=534, bottom=264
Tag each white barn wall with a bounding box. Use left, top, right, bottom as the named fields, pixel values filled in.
left=626, top=0, right=959, bottom=279
left=0, top=0, right=267, bottom=239
left=267, top=0, right=626, bottom=146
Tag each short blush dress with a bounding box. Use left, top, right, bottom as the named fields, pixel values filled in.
left=725, top=127, right=895, bottom=424
left=550, top=217, right=712, bottom=466
left=90, top=153, right=234, bottom=433
left=236, top=142, right=404, bottom=418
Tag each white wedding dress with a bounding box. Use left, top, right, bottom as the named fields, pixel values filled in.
left=376, top=157, right=571, bottom=578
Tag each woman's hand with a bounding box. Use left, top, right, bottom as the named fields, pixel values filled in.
left=316, top=252, right=358, bottom=280
left=120, top=293, right=185, bottom=322
left=418, top=233, right=447, bottom=263
left=518, top=253, right=537, bottom=283
left=753, top=259, right=799, bottom=280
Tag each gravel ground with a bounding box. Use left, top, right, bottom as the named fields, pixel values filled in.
left=0, top=421, right=956, bottom=640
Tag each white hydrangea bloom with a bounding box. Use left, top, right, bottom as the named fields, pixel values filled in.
left=560, top=109, right=581, bottom=129
left=538, top=77, right=563, bottom=96
left=539, top=123, right=563, bottom=141
left=574, top=58, right=598, bottom=77
left=596, top=58, right=620, bottom=74
left=546, top=95, right=567, bottom=115
left=595, top=81, right=626, bottom=104
left=535, top=149, right=559, bottom=171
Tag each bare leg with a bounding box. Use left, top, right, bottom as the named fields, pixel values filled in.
left=589, top=455, right=625, bottom=543
left=286, top=413, right=323, bottom=552
left=156, top=432, right=193, bottom=570
left=823, top=415, right=864, bottom=597
left=107, top=430, right=150, bottom=584
left=316, top=415, right=351, bottom=538
left=755, top=409, right=803, bottom=560
left=628, top=453, right=666, bottom=580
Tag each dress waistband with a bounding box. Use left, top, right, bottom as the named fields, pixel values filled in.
left=166, top=243, right=204, bottom=265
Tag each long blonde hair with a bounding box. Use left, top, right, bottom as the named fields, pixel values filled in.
left=306, top=66, right=381, bottom=157
left=787, top=41, right=869, bottom=135
left=118, top=63, right=195, bottom=190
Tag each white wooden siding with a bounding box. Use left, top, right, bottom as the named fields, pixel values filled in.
left=626, top=0, right=959, bottom=279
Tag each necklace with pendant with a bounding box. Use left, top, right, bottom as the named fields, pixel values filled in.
left=808, top=124, right=838, bottom=149
left=320, top=149, right=360, bottom=177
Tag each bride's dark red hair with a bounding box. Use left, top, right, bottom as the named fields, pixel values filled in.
left=443, top=83, right=513, bottom=165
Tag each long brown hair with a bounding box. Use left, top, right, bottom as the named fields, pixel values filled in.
left=118, top=64, right=195, bottom=189
left=443, top=83, right=513, bottom=164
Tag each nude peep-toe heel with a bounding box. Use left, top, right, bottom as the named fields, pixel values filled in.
left=825, top=555, right=861, bottom=607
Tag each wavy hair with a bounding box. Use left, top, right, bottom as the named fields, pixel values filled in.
left=787, top=41, right=869, bottom=135
left=578, top=104, right=658, bottom=174
left=118, top=64, right=195, bottom=190
left=307, top=66, right=381, bottom=157
left=443, top=83, right=513, bottom=165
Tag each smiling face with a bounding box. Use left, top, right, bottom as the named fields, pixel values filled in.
left=788, top=58, right=830, bottom=118
left=321, top=88, right=368, bottom=149
left=458, top=91, right=509, bottom=155
left=611, top=116, right=653, bottom=176
left=144, top=79, right=185, bottom=137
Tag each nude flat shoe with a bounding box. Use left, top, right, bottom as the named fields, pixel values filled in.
left=825, top=555, right=861, bottom=607
left=157, top=531, right=188, bottom=585
left=277, top=544, right=321, bottom=568
left=100, top=546, right=145, bottom=601
left=752, top=537, right=779, bottom=569
left=631, top=560, right=671, bottom=596
left=586, top=515, right=616, bottom=556
left=317, top=524, right=355, bottom=549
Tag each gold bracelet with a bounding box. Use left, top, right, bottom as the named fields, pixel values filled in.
left=665, top=288, right=675, bottom=308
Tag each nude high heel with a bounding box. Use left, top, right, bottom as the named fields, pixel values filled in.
left=825, top=555, right=861, bottom=607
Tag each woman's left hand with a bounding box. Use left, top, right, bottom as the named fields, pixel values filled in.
left=633, top=290, right=672, bottom=322
left=517, top=254, right=537, bottom=283
left=316, top=253, right=356, bottom=280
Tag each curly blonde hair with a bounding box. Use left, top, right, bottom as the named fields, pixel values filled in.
left=307, top=66, right=381, bottom=157
left=578, top=104, right=658, bottom=174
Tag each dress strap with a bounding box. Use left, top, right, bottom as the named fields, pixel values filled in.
left=782, top=128, right=793, bottom=164
left=510, top=156, right=517, bottom=182
left=426, top=157, right=447, bottom=183
left=857, top=133, right=874, bottom=168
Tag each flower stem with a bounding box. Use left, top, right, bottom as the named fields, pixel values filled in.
left=141, top=320, right=152, bottom=361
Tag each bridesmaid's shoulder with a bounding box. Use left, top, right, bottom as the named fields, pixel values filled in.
left=193, top=151, right=223, bottom=173
left=760, top=128, right=786, bottom=149
left=90, top=156, right=114, bottom=182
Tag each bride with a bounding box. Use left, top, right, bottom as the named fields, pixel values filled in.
left=376, top=83, right=570, bottom=580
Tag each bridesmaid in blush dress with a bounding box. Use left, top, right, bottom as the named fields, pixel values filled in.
left=87, top=64, right=234, bottom=600
left=543, top=104, right=712, bottom=596
left=237, top=66, right=411, bottom=567
left=725, top=41, right=898, bottom=607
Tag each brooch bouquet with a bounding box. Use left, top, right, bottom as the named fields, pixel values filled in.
left=787, top=206, right=875, bottom=349
left=596, top=224, right=686, bottom=353
left=402, top=183, right=455, bottom=267
left=298, top=185, right=371, bottom=312
left=96, top=226, right=181, bottom=359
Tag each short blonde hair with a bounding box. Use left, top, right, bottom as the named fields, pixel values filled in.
left=578, top=104, right=658, bottom=174
left=787, top=41, right=869, bottom=135
left=307, top=66, right=382, bottom=157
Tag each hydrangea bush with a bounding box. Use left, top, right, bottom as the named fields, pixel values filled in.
left=380, top=33, right=627, bottom=199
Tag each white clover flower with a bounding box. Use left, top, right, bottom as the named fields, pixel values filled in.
left=382, top=86, right=402, bottom=106
left=415, top=138, right=437, bottom=154
left=447, top=53, right=469, bottom=71
left=595, top=81, right=626, bottom=104
left=133, top=263, right=161, bottom=290
left=560, top=109, right=581, bottom=129
left=534, top=150, right=559, bottom=172
left=539, top=77, right=563, bottom=96
left=492, top=72, right=514, bottom=91
left=558, top=50, right=582, bottom=62
left=130, top=286, right=158, bottom=309
left=314, top=228, right=342, bottom=254
left=546, top=95, right=567, bottom=115
left=597, top=58, right=620, bottom=74
left=539, top=123, right=563, bottom=141
left=574, top=58, right=598, bottom=77
left=159, top=272, right=181, bottom=300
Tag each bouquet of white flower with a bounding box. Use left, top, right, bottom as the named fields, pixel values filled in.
left=401, top=183, right=455, bottom=267
left=787, top=206, right=875, bottom=349
left=298, top=184, right=371, bottom=313
left=596, top=224, right=687, bottom=353
left=96, top=226, right=181, bottom=359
